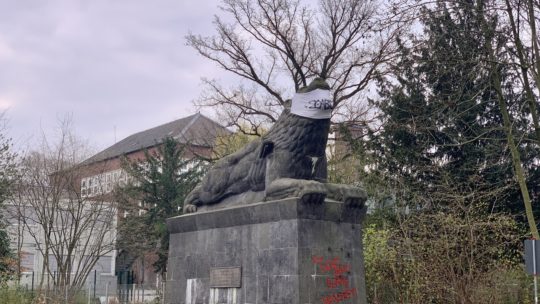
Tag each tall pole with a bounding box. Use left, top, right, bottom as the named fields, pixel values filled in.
left=142, top=258, right=145, bottom=303
left=534, top=240, right=538, bottom=304
left=105, top=281, right=109, bottom=304
left=535, top=276, right=538, bottom=304
left=93, top=269, right=97, bottom=299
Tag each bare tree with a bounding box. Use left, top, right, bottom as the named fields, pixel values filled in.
left=466, top=0, right=540, bottom=238
left=502, top=0, right=540, bottom=144
left=187, top=0, right=409, bottom=133
left=8, top=119, right=117, bottom=302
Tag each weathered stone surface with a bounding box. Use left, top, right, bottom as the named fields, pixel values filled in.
left=165, top=198, right=367, bottom=304
left=169, top=198, right=366, bottom=234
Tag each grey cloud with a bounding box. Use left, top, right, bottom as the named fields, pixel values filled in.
left=0, top=0, right=227, bottom=151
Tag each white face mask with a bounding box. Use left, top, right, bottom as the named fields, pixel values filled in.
left=290, top=89, right=333, bottom=119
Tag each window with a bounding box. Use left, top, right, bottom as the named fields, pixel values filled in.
left=20, top=252, right=34, bottom=272
left=81, top=172, right=123, bottom=196
left=47, top=255, right=58, bottom=272
left=81, top=178, right=88, bottom=196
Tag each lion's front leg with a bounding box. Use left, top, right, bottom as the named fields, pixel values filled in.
left=265, top=178, right=327, bottom=204
left=183, top=185, right=202, bottom=214
left=325, top=183, right=367, bottom=208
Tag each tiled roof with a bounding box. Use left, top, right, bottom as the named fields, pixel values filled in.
left=82, top=113, right=230, bottom=164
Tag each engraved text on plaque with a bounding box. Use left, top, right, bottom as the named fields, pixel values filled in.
left=209, top=267, right=242, bottom=288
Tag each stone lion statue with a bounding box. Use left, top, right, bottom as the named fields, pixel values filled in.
left=184, top=78, right=366, bottom=213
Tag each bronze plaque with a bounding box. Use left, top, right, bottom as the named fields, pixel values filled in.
left=209, top=267, right=242, bottom=288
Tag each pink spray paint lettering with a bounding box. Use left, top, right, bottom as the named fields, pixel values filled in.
left=312, top=256, right=357, bottom=303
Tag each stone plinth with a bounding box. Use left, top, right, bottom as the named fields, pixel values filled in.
left=165, top=198, right=367, bottom=304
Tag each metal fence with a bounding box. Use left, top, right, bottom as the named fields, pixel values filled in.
left=117, top=271, right=165, bottom=304
left=14, top=271, right=164, bottom=303
left=117, top=282, right=164, bottom=303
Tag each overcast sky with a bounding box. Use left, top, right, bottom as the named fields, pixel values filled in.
left=0, top=0, right=228, bottom=153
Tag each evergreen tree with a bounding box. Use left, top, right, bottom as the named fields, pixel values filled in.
left=0, top=132, right=17, bottom=284
left=371, top=0, right=528, bottom=213
left=117, top=137, right=205, bottom=275
left=360, top=2, right=537, bottom=301
left=0, top=229, right=14, bottom=285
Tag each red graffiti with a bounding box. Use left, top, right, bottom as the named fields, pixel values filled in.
left=326, top=275, right=349, bottom=289
left=312, top=255, right=325, bottom=265
left=312, top=256, right=357, bottom=304
left=312, top=256, right=351, bottom=277
left=321, top=288, right=357, bottom=304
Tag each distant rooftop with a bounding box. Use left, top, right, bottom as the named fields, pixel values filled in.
left=82, top=113, right=230, bottom=164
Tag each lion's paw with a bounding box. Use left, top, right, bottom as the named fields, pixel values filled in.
left=344, top=196, right=366, bottom=208
left=183, top=204, right=198, bottom=214
left=343, top=187, right=367, bottom=209
left=326, top=183, right=367, bottom=208
left=300, top=192, right=326, bottom=204
left=298, top=180, right=327, bottom=204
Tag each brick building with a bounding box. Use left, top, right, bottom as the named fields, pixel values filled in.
left=79, top=113, right=230, bottom=198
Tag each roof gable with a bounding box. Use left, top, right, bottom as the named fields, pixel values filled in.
left=82, top=113, right=230, bottom=164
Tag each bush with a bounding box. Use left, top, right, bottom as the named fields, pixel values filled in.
left=363, top=206, right=529, bottom=304
left=0, top=287, right=34, bottom=304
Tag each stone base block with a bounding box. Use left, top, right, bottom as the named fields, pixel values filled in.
left=165, top=198, right=367, bottom=304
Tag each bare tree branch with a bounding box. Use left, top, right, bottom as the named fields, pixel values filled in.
left=187, top=0, right=411, bottom=132
left=8, top=119, right=117, bottom=301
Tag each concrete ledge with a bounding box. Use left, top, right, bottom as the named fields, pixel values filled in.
left=167, top=198, right=366, bottom=234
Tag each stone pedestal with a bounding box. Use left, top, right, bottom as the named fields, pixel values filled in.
left=165, top=198, right=367, bottom=304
